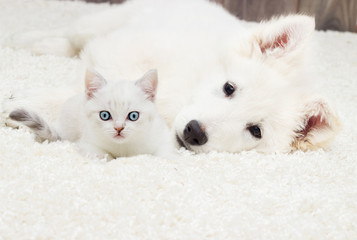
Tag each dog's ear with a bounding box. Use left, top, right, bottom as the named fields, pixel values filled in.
left=292, top=95, right=341, bottom=151
left=252, top=15, right=315, bottom=61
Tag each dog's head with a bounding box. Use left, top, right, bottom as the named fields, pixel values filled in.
left=174, top=15, right=340, bottom=153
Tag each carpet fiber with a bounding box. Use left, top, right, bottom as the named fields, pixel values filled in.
left=0, top=0, right=357, bottom=239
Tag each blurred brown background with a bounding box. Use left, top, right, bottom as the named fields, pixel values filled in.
left=83, top=0, right=357, bottom=32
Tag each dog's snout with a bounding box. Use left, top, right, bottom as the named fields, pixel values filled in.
left=183, top=120, right=208, bottom=146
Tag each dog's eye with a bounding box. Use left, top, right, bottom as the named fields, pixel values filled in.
left=223, top=81, right=236, bottom=96
left=247, top=125, right=262, bottom=139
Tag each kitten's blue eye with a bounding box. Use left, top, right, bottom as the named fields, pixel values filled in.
left=128, top=111, right=139, bottom=121
left=99, top=111, right=111, bottom=121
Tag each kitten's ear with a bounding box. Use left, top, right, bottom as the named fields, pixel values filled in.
left=135, top=69, right=158, bottom=102
left=251, top=15, right=315, bottom=61
left=292, top=95, right=341, bottom=151
left=85, top=69, right=107, bottom=99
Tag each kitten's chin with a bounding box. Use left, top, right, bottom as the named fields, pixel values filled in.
left=113, top=135, right=126, bottom=142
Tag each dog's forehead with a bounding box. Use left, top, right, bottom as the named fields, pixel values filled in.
left=186, top=56, right=300, bottom=122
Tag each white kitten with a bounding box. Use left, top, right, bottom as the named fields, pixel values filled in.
left=9, top=69, right=176, bottom=160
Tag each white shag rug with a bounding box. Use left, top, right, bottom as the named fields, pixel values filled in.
left=1, top=0, right=357, bottom=239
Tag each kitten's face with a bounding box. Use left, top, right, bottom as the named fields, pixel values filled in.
left=85, top=81, right=155, bottom=143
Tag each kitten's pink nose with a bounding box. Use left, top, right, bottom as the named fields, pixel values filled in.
left=114, top=127, right=124, bottom=134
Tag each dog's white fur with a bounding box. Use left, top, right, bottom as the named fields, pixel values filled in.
left=4, top=0, right=340, bottom=153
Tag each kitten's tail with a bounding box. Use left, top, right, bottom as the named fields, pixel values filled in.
left=9, top=109, right=60, bottom=142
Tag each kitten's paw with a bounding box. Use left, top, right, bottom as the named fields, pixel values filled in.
left=78, top=141, right=114, bottom=161
left=84, top=152, right=114, bottom=161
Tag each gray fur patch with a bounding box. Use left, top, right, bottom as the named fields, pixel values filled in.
left=9, top=109, right=44, bottom=131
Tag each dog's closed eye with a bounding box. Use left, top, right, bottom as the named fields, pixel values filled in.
left=247, top=124, right=262, bottom=139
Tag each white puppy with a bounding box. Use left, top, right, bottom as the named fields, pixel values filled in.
left=5, top=0, right=340, bottom=153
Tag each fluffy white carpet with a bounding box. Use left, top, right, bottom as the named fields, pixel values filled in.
left=1, top=0, right=357, bottom=239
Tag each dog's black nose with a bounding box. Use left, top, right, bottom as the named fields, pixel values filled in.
left=183, top=120, right=208, bottom=146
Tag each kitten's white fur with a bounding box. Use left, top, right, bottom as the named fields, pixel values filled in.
left=10, top=70, right=176, bottom=159
left=4, top=0, right=341, bottom=153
